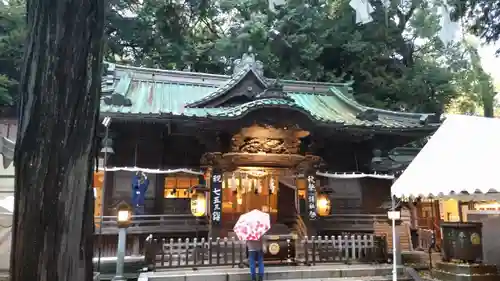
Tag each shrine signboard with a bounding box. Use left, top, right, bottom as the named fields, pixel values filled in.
left=307, top=175, right=317, bottom=220
left=210, top=169, right=223, bottom=224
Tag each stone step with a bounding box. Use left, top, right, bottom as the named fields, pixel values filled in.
left=139, top=264, right=408, bottom=281
left=402, top=251, right=441, bottom=269
left=267, top=277, right=412, bottom=281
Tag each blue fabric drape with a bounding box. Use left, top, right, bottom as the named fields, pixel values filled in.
left=132, top=174, right=149, bottom=209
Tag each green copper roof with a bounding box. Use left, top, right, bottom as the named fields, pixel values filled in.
left=100, top=63, right=436, bottom=129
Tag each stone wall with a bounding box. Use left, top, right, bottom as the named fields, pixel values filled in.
left=468, top=213, right=500, bottom=268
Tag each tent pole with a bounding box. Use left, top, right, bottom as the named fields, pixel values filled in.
left=391, top=195, right=397, bottom=281
left=429, top=198, right=436, bottom=277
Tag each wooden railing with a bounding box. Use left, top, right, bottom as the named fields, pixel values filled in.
left=294, top=215, right=308, bottom=239
left=302, top=235, right=388, bottom=265
left=416, top=217, right=441, bottom=249
left=144, top=234, right=388, bottom=270
left=94, top=214, right=387, bottom=235
left=94, top=214, right=208, bottom=235
left=416, top=228, right=438, bottom=251
left=317, top=214, right=388, bottom=232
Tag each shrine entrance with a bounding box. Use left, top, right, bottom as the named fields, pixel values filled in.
left=221, top=169, right=279, bottom=225
left=202, top=124, right=322, bottom=238
left=219, top=168, right=300, bottom=233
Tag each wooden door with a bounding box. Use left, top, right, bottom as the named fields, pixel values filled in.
left=277, top=182, right=296, bottom=223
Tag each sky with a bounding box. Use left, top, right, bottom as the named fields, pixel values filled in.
left=478, top=42, right=500, bottom=86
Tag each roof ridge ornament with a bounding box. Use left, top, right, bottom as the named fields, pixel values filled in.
left=255, top=79, right=293, bottom=101
left=233, top=46, right=264, bottom=77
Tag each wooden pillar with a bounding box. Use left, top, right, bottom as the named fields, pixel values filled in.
left=295, top=177, right=307, bottom=216
left=132, top=236, right=140, bottom=255
left=154, top=174, right=165, bottom=214
left=154, top=131, right=166, bottom=214
left=104, top=171, right=115, bottom=215
left=99, top=128, right=116, bottom=216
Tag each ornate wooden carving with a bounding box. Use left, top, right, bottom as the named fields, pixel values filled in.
left=222, top=153, right=305, bottom=168
left=201, top=151, right=309, bottom=169
left=201, top=125, right=324, bottom=170
left=231, top=136, right=300, bottom=154
left=230, top=125, right=307, bottom=154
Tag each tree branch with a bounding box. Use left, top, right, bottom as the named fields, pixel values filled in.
left=396, top=0, right=419, bottom=32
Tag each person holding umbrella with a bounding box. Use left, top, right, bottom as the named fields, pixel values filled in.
left=247, top=237, right=266, bottom=281
left=233, top=209, right=270, bottom=281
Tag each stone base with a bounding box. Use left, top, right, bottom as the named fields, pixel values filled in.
left=402, top=251, right=441, bottom=269
left=431, top=262, right=499, bottom=281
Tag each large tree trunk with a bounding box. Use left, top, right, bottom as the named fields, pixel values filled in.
left=482, top=96, right=495, bottom=118
left=10, top=0, right=104, bottom=281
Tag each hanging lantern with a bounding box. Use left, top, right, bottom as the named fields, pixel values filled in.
left=190, top=192, right=207, bottom=217
left=316, top=194, right=331, bottom=217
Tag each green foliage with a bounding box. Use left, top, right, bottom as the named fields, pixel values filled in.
left=0, top=74, right=15, bottom=105
left=453, top=36, right=496, bottom=117
left=101, top=0, right=463, bottom=113
left=451, top=0, right=500, bottom=54
left=0, top=1, right=25, bottom=105
left=1, top=0, right=492, bottom=115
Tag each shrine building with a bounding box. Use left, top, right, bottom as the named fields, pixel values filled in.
left=93, top=49, right=438, bottom=250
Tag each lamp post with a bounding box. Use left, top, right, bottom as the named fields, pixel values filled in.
left=113, top=202, right=132, bottom=281
left=96, top=116, right=113, bottom=273
left=388, top=197, right=401, bottom=281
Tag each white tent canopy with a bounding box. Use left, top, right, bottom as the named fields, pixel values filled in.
left=391, top=115, right=500, bottom=199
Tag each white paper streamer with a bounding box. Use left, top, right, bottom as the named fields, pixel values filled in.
left=349, top=0, right=375, bottom=25
left=100, top=166, right=203, bottom=175
left=438, top=0, right=461, bottom=45
left=316, top=171, right=395, bottom=180
left=99, top=167, right=395, bottom=180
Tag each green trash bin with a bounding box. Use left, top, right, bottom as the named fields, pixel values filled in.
left=440, top=222, right=483, bottom=263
